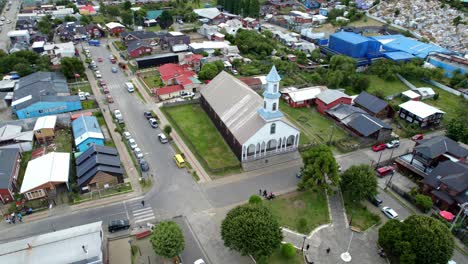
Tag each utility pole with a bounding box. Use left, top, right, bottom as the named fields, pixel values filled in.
left=450, top=203, right=468, bottom=231
left=375, top=151, right=383, bottom=168
left=328, top=125, right=335, bottom=145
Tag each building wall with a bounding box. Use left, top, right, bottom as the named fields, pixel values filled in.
left=34, top=128, right=55, bottom=141
left=316, top=97, right=352, bottom=114
left=86, top=171, right=122, bottom=190
left=398, top=108, right=444, bottom=128
left=288, top=98, right=314, bottom=108
left=428, top=57, right=467, bottom=78
left=159, top=91, right=183, bottom=100
left=0, top=189, right=13, bottom=204
left=110, top=27, right=125, bottom=35
left=77, top=138, right=105, bottom=152
left=15, top=100, right=82, bottom=119
left=129, top=47, right=152, bottom=58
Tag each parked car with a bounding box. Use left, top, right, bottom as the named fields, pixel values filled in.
left=103, top=86, right=110, bottom=94
left=139, top=159, right=149, bottom=172
left=134, top=147, right=144, bottom=159
left=6, top=20, right=12, bottom=24
left=123, top=131, right=131, bottom=140
left=372, top=143, right=386, bottom=152
left=231, top=69, right=238, bottom=75
left=125, top=82, right=135, bottom=93
left=149, top=118, right=158, bottom=128
left=128, top=138, right=138, bottom=149
left=0, top=17, right=5, bottom=21
left=386, top=140, right=400, bottom=149
left=376, top=165, right=395, bottom=177
left=143, top=111, right=153, bottom=119
left=108, top=219, right=130, bottom=233
left=194, top=259, right=205, bottom=264
left=106, top=94, right=114, bottom=103
left=180, top=91, right=194, bottom=99
left=412, top=134, right=424, bottom=141
left=369, top=195, right=383, bottom=207
left=381, top=206, right=398, bottom=219
left=111, top=67, right=118, bottom=73
left=95, top=71, right=102, bottom=78
left=99, top=80, right=106, bottom=86
left=158, top=133, right=168, bottom=143
left=0, top=21, right=4, bottom=26
left=97, top=57, right=103, bottom=62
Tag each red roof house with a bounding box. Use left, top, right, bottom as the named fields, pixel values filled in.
left=79, top=5, right=96, bottom=15
left=106, top=22, right=125, bottom=35
left=155, top=85, right=184, bottom=100
left=127, top=41, right=153, bottom=58
left=158, top=64, right=197, bottom=86
left=315, top=90, right=351, bottom=114
left=184, top=53, right=203, bottom=72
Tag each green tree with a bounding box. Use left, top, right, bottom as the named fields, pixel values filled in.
left=13, top=63, right=33, bottom=77
left=446, top=99, right=468, bottom=144
left=350, top=74, right=370, bottom=92
left=326, top=70, right=344, bottom=88
left=163, top=125, right=172, bottom=135
left=121, top=11, right=134, bottom=26
left=242, top=0, right=250, bottom=17
left=159, top=11, right=174, bottom=29
left=248, top=195, right=262, bottom=204
left=250, top=0, right=260, bottom=18
left=414, top=194, right=433, bottom=213
left=123, top=0, right=132, bottom=10
left=53, top=18, right=64, bottom=25
left=340, top=164, right=378, bottom=202
left=60, top=57, right=85, bottom=79
left=63, top=15, right=76, bottom=22
left=453, top=16, right=462, bottom=26
left=106, top=5, right=121, bottom=17
left=38, top=15, right=53, bottom=36
left=198, top=62, right=222, bottom=80
left=329, top=55, right=356, bottom=75
left=150, top=221, right=185, bottom=258
left=213, top=49, right=222, bottom=56
left=298, top=145, right=340, bottom=191
left=80, top=15, right=91, bottom=25
left=378, top=215, right=454, bottom=264
left=221, top=204, right=282, bottom=257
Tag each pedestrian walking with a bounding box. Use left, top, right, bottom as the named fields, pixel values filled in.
left=141, top=200, right=145, bottom=207
left=326, top=247, right=330, bottom=254
left=11, top=217, right=15, bottom=224
left=6, top=216, right=11, bottom=224
left=306, top=244, right=310, bottom=250
left=18, top=213, right=22, bottom=223
left=259, top=189, right=262, bottom=196
left=263, top=190, right=267, bottom=197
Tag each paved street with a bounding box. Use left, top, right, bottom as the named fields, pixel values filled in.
left=0, top=0, right=20, bottom=52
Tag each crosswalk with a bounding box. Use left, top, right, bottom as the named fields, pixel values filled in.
left=126, top=199, right=157, bottom=224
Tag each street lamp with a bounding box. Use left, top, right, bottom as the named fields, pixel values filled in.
left=340, top=231, right=354, bottom=262
left=301, top=235, right=307, bottom=252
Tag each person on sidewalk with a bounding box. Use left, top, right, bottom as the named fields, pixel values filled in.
left=259, top=189, right=262, bottom=196
left=141, top=200, right=145, bottom=207
left=326, top=248, right=330, bottom=254
left=17, top=213, right=22, bottom=223
left=5, top=216, right=10, bottom=224
left=263, top=190, right=267, bottom=197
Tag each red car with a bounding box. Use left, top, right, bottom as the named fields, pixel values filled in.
left=97, top=57, right=103, bottom=62
left=376, top=166, right=395, bottom=177
left=102, top=86, right=110, bottom=94
left=412, top=134, right=424, bottom=141
left=99, top=80, right=106, bottom=87
left=372, top=143, right=386, bottom=152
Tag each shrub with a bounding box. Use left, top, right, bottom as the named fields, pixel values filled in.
left=249, top=195, right=262, bottom=204
left=281, top=243, right=296, bottom=259
left=415, top=194, right=433, bottom=213
left=433, top=93, right=439, bottom=100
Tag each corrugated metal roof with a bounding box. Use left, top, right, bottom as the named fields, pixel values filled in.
left=331, top=31, right=370, bottom=44
left=316, top=89, right=350, bottom=104
left=354, top=91, right=388, bottom=114
left=33, top=115, right=57, bottom=131
left=0, top=148, right=19, bottom=189
left=72, top=116, right=104, bottom=146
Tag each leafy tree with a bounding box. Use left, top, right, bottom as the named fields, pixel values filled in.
left=281, top=243, right=295, bottom=258
left=150, top=221, right=185, bottom=258
left=159, top=11, right=174, bottom=29
left=213, top=49, right=222, bottom=56
left=340, top=164, right=378, bottom=202
left=13, top=63, right=33, bottom=77
left=163, top=125, right=172, bottom=135
left=378, top=215, right=454, bottom=264
left=221, top=204, right=282, bottom=257
left=121, top=11, right=134, bottom=26
left=53, top=18, right=64, bottom=25
left=326, top=70, right=344, bottom=88
left=446, top=99, right=468, bottom=144
left=38, top=15, right=53, bottom=36
left=80, top=15, right=91, bottom=25
left=453, top=16, right=462, bottom=26
left=242, top=0, right=250, bottom=17
left=350, top=74, right=370, bottom=92
left=106, top=5, right=121, bottom=17
left=298, top=145, right=340, bottom=191
left=64, top=15, right=76, bottom=22
left=250, top=0, right=260, bottom=18
left=60, top=57, right=85, bottom=79
left=248, top=195, right=262, bottom=204
left=198, top=62, right=224, bottom=80
left=329, top=55, right=356, bottom=75
left=414, top=194, right=433, bottom=212
left=123, top=0, right=132, bottom=10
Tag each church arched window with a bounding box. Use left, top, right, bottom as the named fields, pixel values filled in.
left=272, top=102, right=277, bottom=111
left=270, top=123, right=276, bottom=134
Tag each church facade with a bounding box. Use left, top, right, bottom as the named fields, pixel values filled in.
left=200, top=66, right=300, bottom=162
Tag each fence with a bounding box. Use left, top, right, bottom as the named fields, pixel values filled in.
left=162, top=98, right=200, bottom=107
left=424, top=79, right=468, bottom=99
left=161, top=104, right=242, bottom=175
left=72, top=182, right=133, bottom=204
left=396, top=74, right=417, bottom=90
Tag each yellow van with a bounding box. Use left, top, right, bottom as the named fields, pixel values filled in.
left=173, top=154, right=186, bottom=168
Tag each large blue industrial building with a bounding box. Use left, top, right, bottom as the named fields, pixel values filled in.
left=328, top=31, right=381, bottom=58
left=11, top=72, right=82, bottom=119
left=369, top=35, right=450, bottom=58
left=72, top=115, right=105, bottom=152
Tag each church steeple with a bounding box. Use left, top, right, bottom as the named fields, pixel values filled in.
left=258, top=66, right=284, bottom=121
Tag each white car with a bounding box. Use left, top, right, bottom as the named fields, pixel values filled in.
left=180, top=91, right=194, bottom=99
left=134, top=147, right=144, bottom=159
left=386, top=140, right=400, bottom=149
left=0, top=17, right=5, bottom=21
left=194, top=259, right=205, bottom=264
left=128, top=138, right=138, bottom=149
left=381, top=206, right=398, bottom=219
left=231, top=69, right=238, bottom=75
left=114, top=109, right=123, bottom=119
left=95, top=71, right=102, bottom=78
left=6, top=19, right=11, bottom=24
left=123, top=131, right=131, bottom=140
left=0, top=21, right=4, bottom=26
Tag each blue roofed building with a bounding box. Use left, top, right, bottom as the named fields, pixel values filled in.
left=427, top=53, right=468, bottom=78
left=72, top=115, right=104, bottom=152
left=11, top=72, right=81, bottom=119
left=146, top=10, right=163, bottom=20
left=383, top=51, right=416, bottom=62
left=328, top=31, right=381, bottom=58
left=369, top=35, right=449, bottom=59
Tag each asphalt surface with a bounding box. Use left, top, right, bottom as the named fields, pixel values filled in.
left=0, top=0, right=21, bottom=52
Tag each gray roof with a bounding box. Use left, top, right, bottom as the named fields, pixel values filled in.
left=200, top=71, right=296, bottom=144
left=354, top=91, right=388, bottom=114
left=0, top=148, right=19, bottom=189
left=424, top=160, right=468, bottom=192
left=415, top=136, right=468, bottom=159
left=12, top=72, right=78, bottom=110
left=122, top=31, right=159, bottom=40
left=327, top=104, right=391, bottom=137
left=76, top=145, right=123, bottom=187
left=127, top=40, right=152, bottom=52
left=316, top=89, right=350, bottom=105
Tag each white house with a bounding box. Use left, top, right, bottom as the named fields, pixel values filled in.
left=44, top=42, right=75, bottom=58
left=200, top=66, right=300, bottom=162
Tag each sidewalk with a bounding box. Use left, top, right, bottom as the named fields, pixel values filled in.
left=131, top=74, right=211, bottom=183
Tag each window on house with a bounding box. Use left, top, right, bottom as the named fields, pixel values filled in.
left=270, top=123, right=276, bottom=134
left=264, top=101, right=266, bottom=109
left=272, top=103, right=277, bottom=111
left=273, top=84, right=278, bottom=93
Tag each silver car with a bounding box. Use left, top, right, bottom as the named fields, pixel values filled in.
left=381, top=206, right=398, bottom=219
left=134, top=147, right=144, bottom=159
left=128, top=138, right=138, bottom=149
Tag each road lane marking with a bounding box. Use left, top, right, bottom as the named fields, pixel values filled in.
left=135, top=216, right=156, bottom=224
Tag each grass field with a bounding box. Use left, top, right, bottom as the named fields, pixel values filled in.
left=366, top=75, right=408, bottom=97
left=141, top=73, right=164, bottom=88
left=264, top=190, right=330, bottom=234
left=70, top=84, right=93, bottom=95
left=16, top=151, right=32, bottom=188
left=257, top=248, right=304, bottom=264
left=164, top=104, right=240, bottom=172
left=344, top=198, right=381, bottom=231
left=280, top=100, right=348, bottom=145
left=54, top=129, right=73, bottom=153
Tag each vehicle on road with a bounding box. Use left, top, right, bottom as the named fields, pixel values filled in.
left=381, top=206, right=398, bottom=219
left=99, top=80, right=106, bottom=87
left=372, top=143, right=386, bottom=152
left=114, top=109, right=123, bottom=123
left=88, top=39, right=100, bottom=46
left=102, top=86, right=110, bottom=94
left=158, top=133, right=168, bottom=143
left=123, top=131, right=131, bottom=140
left=376, top=166, right=395, bottom=177
left=385, top=140, right=400, bottom=149
left=411, top=134, right=424, bottom=141
left=5, top=20, right=11, bottom=24
left=106, top=94, right=114, bottom=103
left=149, top=118, right=158, bottom=128
left=108, top=219, right=130, bottom=233
left=128, top=138, right=138, bottom=149
left=369, top=195, right=383, bottom=207
left=95, top=71, right=102, bottom=78
left=125, top=82, right=135, bottom=93
left=97, top=57, right=103, bottom=62
left=174, top=154, right=185, bottom=168
left=180, top=91, right=194, bottom=99
left=78, top=91, right=90, bottom=101
left=0, top=17, right=5, bottom=21
left=134, top=147, right=144, bottom=159
left=143, top=111, right=153, bottom=119
left=109, top=55, right=117, bottom=64
left=231, top=69, right=238, bottom=75
left=139, top=159, right=149, bottom=172
left=111, top=67, right=118, bottom=73
left=194, top=259, right=205, bottom=264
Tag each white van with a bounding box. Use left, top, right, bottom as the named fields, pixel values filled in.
left=125, top=82, right=135, bottom=93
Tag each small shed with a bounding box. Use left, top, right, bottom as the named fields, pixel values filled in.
left=33, top=115, right=57, bottom=142
left=415, top=87, right=436, bottom=100
left=402, top=90, right=421, bottom=101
